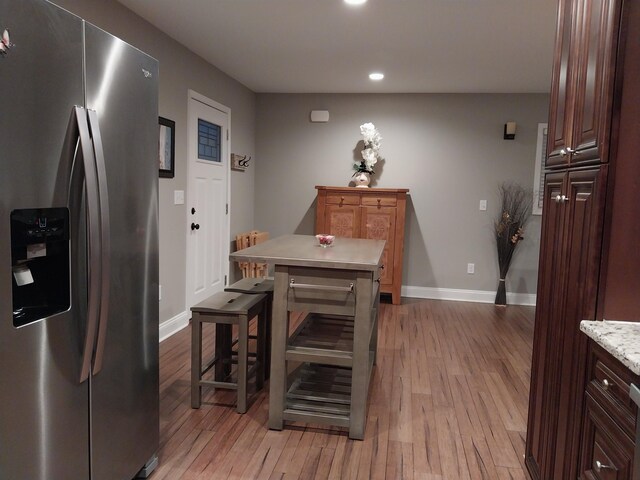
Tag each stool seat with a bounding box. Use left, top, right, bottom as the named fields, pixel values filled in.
left=225, top=277, right=274, bottom=294
left=192, top=291, right=267, bottom=315
left=191, top=291, right=268, bottom=413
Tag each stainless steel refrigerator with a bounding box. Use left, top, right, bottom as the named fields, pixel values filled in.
left=0, top=1, right=159, bottom=479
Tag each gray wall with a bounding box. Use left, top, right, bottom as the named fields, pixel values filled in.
left=51, top=1, right=548, bottom=315
left=54, top=0, right=257, bottom=324
left=255, top=94, right=548, bottom=296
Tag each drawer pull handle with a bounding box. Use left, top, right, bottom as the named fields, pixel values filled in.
left=595, top=460, right=614, bottom=472
left=289, top=279, right=354, bottom=293
left=601, top=378, right=611, bottom=390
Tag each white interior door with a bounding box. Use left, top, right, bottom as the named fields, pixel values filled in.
left=186, top=91, right=230, bottom=310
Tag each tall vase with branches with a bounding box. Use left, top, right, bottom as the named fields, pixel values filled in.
left=494, top=183, right=532, bottom=306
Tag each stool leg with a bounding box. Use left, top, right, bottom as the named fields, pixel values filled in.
left=191, top=314, right=202, bottom=408
left=264, top=295, right=272, bottom=380
left=221, top=324, right=233, bottom=379
left=237, top=315, right=249, bottom=413
left=256, top=308, right=267, bottom=391
left=214, top=323, right=225, bottom=382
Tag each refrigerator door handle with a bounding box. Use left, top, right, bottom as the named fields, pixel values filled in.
left=69, top=106, right=102, bottom=384
left=87, top=109, right=111, bottom=376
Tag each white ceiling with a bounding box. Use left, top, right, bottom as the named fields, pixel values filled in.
left=116, top=0, right=558, bottom=94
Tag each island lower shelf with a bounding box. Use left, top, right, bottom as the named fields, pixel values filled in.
left=286, top=311, right=377, bottom=368
left=283, top=359, right=375, bottom=428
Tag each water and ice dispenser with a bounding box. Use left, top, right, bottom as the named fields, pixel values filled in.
left=11, top=208, right=70, bottom=327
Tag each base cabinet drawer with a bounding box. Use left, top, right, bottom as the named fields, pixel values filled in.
left=580, top=393, right=634, bottom=480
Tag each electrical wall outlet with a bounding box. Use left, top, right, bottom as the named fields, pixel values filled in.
left=467, top=263, right=475, bottom=274
left=159, top=285, right=162, bottom=301
left=479, top=200, right=487, bottom=211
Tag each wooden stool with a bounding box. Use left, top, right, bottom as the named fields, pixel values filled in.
left=225, top=278, right=273, bottom=379
left=191, top=291, right=268, bottom=413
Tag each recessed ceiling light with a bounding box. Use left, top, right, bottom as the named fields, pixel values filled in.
left=369, top=72, right=384, bottom=81
left=344, top=0, right=367, bottom=5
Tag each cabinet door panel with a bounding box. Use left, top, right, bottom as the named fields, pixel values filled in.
left=526, top=173, right=567, bottom=478
left=361, top=207, right=396, bottom=286
left=325, top=204, right=361, bottom=238
left=547, top=0, right=578, bottom=167
left=571, top=0, right=621, bottom=165
left=552, top=168, right=606, bottom=480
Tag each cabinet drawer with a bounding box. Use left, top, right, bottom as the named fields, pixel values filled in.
left=361, top=194, right=397, bottom=207
left=286, top=267, right=357, bottom=316
left=579, top=393, right=634, bottom=480
left=325, top=193, right=360, bottom=205
left=588, top=343, right=638, bottom=438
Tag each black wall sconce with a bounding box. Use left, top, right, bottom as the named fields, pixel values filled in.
left=504, top=122, right=517, bottom=140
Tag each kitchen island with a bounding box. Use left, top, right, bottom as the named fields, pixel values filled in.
left=230, top=234, right=384, bottom=439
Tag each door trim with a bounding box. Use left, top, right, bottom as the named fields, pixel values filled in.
left=185, top=90, right=231, bottom=312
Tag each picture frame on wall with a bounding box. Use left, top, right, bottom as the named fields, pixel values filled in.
left=532, top=123, right=548, bottom=215
left=159, top=116, right=175, bottom=178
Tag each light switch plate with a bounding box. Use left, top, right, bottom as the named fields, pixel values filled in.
left=174, top=190, right=184, bottom=205
left=479, top=200, right=487, bottom=211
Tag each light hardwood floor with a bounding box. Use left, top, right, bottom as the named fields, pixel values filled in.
left=152, top=298, right=534, bottom=480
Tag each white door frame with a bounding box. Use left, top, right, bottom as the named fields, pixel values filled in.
left=185, top=89, right=231, bottom=312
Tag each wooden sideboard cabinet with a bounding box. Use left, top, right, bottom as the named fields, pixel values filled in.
left=315, top=186, right=408, bottom=305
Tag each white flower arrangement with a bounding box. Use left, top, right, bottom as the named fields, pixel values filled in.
left=354, top=122, right=382, bottom=174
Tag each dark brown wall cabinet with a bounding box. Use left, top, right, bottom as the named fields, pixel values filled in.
left=525, top=0, right=640, bottom=478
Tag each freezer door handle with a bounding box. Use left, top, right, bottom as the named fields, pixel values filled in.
left=87, top=109, right=111, bottom=376
left=68, top=106, right=102, bottom=384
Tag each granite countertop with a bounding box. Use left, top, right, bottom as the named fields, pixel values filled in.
left=580, top=320, right=640, bottom=375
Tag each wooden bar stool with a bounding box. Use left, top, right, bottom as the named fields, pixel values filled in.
left=225, top=277, right=274, bottom=379
left=190, top=291, right=268, bottom=413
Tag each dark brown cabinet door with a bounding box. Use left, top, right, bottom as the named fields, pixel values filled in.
left=547, top=0, right=621, bottom=168
left=526, top=168, right=607, bottom=479
left=547, top=0, right=578, bottom=167
left=570, top=0, right=621, bottom=165
left=526, top=173, right=567, bottom=479
left=552, top=168, right=607, bottom=480
left=580, top=393, right=634, bottom=480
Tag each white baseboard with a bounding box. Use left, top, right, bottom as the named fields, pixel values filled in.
left=158, top=288, right=534, bottom=343
left=159, top=310, right=190, bottom=342
left=401, top=285, right=536, bottom=306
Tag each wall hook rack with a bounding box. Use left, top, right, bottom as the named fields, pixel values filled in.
left=231, top=153, right=251, bottom=171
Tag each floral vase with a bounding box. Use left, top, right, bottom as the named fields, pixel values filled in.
left=495, top=279, right=507, bottom=306
left=353, top=171, right=371, bottom=188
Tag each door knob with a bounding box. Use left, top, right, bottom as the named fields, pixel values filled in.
left=191, top=223, right=200, bottom=231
